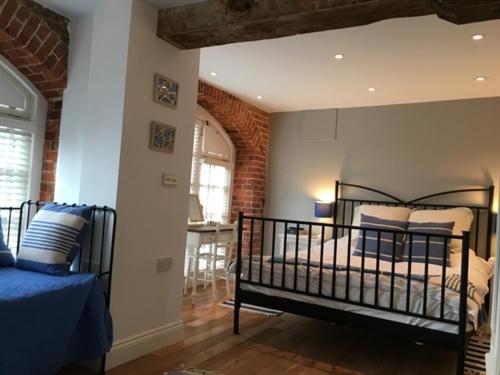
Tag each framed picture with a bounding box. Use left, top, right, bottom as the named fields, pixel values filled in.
left=150, top=121, right=176, bottom=153
left=153, top=73, right=179, bottom=108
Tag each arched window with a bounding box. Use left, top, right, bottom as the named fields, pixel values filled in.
left=0, top=56, right=46, bottom=207
left=190, top=108, right=235, bottom=223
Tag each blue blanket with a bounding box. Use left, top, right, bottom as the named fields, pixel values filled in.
left=0, top=267, right=113, bottom=375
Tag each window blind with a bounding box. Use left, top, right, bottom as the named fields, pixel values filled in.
left=198, top=162, right=231, bottom=223
left=0, top=125, right=32, bottom=207
left=190, top=119, right=233, bottom=224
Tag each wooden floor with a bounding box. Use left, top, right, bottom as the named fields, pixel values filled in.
left=108, top=283, right=456, bottom=375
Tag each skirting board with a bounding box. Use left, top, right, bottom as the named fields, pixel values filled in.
left=106, top=320, right=184, bottom=369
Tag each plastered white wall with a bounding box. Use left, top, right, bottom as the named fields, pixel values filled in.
left=111, top=0, right=199, bottom=341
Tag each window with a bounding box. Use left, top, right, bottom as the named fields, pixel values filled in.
left=190, top=117, right=235, bottom=223
left=0, top=126, right=33, bottom=206
left=0, top=57, right=46, bottom=250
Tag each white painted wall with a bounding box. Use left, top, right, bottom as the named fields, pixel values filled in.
left=266, top=97, right=500, bottom=223
left=486, top=191, right=499, bottom=374
left=55, top=0, right=132, bottom=206
left=108, top=0, right=200, bottom=365
left=55, top=14, right=93, bottom=203
left=55, top=0, right=200, bottom=368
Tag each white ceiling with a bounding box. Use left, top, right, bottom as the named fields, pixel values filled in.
left=199, top=15, right=500, bottom=113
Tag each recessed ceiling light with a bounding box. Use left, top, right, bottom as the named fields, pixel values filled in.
left=334, top=54, right=344, bottom=60
left=476, top=76, right=486, bottom=82
left=368, top=87, right=376, bottom=92
left=257, top=95, right=263, bottom=100
left=209, top=72, right=217, bottom=76
left=472, top=34, right=484, bottom=41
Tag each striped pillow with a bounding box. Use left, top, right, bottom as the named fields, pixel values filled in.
left=353, top=214, right=408, bottom=262
left=402, top=221, right=455, bottom=267
left=16, top=204, right=92, bottom=275
left=0, top=215, right=14, bottom=267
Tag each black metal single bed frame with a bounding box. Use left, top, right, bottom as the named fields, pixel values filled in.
left=0, top=200, right=117, bottom=374
left=233, top=181, right=495, bottom=375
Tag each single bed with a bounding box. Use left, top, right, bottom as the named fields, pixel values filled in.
left=0, top=201, right=117, bottom=375
left=232, top=181, right=495, bottom=375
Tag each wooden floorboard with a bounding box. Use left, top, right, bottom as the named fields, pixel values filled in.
left=108, top=283, right=456, bottom=375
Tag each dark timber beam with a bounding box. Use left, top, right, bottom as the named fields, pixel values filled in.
left=157, top=0, right=500, bottom=49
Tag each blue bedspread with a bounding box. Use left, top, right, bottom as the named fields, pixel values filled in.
left=0, top=267, right=113, bottom=375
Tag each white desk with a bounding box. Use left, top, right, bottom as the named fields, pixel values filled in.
left=186, top=224, right=234, bottom=300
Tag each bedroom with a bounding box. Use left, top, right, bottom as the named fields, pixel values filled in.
left=0, top=0, right=499, bottom=375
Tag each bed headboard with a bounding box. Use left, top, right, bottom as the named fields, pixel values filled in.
left=333, top=181, right=495, bottom=259
left=0, top=201, right=117, bottom=306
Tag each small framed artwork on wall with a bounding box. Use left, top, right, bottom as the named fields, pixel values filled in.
left=150, top=121, right=176, bottom=153
left=153, top=73, right=179, bottom=108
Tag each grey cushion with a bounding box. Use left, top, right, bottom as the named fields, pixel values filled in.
left=353, top=214, right=408, bottom=262
left=402, top=221, right=455, bottom=267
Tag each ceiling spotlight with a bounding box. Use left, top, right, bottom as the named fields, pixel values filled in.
left=257, top=95, right=263, bottom=100
left=209, top=72, right=217, bottom=76
left=472, top=34, right=484, bottom=41
left=368, top=87, right=376, bottom=92
left=476, top=76, right=486, bottom=82
left=334, top=54, right=344, bottom=60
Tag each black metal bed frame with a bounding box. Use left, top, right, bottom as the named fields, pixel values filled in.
left=233, top=181, right=495, bottom=375
left=0, top=200, right=117, bottom=374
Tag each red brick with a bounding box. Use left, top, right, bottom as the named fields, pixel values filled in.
left=0, top=0, right=18, bottom=29
left=198, top=81, right=269, bottom=228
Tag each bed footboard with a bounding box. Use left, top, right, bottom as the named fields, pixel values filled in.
left=234, top=213, right=471, bottom=374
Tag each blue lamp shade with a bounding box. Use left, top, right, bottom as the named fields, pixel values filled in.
left=315, top=201, right=333, bottom=218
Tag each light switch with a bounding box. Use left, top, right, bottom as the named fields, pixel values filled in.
left=162, top=173, right=178, bottom=187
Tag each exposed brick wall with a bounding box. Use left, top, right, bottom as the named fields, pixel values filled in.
left=39, top=99, right=61, bottom=201
left=0, top=0, right=69, bottom=201
left=198, top=81, right=270, bottom=252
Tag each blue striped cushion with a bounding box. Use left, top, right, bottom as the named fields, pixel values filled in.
left=0, top=214, right=14, bottom=267
left=353, top=214, right=408, bottom=262
left=16, top=204, right=92, bottom=275
left=402, top=221, right=454, bottom=267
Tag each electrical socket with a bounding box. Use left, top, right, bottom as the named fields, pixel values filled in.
left=157, top=257, right=173, bottom=272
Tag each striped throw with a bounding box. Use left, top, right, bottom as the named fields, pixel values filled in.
left=353, top=214, right=408, bottom=262
left=402, top=221, right=454, bottom=267
left=0, top=214, right=14, bottom=267
left=16, top=204, right=92, bottom=275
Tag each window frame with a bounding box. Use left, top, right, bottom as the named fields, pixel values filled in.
left=0, top=55, right=47, bottom=205
left=191, top=108, right=235, bottom=224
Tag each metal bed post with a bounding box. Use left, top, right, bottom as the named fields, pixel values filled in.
left=486, top=186, right=495, bottom=260
left=233, top=211, right=244, bottom=334
left=457, top=231, right=470, bottom=375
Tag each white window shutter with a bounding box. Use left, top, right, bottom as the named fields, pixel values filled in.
left=190, top=118, right=234, bottom=224
left=0, top=125, right=32, bottom=207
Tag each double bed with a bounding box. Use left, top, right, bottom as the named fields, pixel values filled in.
left=0, top=201, right=117, bottom=375
left=232, top=181, right=495, bottom=375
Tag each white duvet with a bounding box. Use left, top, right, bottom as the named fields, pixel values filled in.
left=240, top=236, right=495, bottom=332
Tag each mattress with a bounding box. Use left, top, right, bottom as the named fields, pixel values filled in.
left=239, top=236, right=494, bottom=333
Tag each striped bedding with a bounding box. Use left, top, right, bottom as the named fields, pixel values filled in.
left=237, top=236, right=494, bottom=332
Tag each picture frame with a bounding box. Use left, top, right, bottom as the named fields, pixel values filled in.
left=153, top=73, right=179, bottom=108
left=149, top=121, right=176, bottom=153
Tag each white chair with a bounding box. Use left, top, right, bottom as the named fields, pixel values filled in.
left=184, top=221, right=237, bottom=299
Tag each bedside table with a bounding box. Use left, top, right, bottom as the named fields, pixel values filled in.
left=277, top=233, right=322, bottom=255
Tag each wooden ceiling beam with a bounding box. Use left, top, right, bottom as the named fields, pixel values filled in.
left=157, top=0, right=500, bottom=49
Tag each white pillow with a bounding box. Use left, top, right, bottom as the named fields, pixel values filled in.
left=408, top=207, right=473, bottom=251
left=351, top=205, right=412, bottom=240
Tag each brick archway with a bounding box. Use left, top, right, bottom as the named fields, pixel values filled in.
left=0, top=0, right=69, bottom=201
left=198, top=81, right=270, bottom=223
